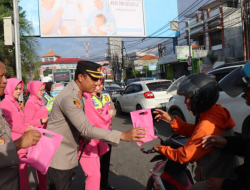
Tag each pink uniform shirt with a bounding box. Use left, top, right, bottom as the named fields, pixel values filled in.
left=79, top=93, right=111, bottom=158
left=0, top=78, right=25, bottom=141
left=24, top=81, right=48, bottom=128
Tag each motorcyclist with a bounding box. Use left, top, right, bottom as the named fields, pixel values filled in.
left=153, top=73, right=238, bottom=190
left=201, top=62, right=250, bottom=190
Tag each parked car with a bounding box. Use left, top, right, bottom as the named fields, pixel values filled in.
left=166, top=63, right=250, bottom=137
left=116, top=80, right=172, bottom=114
left=127, top=78, right=157, bottom=86
left=104, top=86, right=124, bottom=103
left=112, top=82, right=125, bottom=88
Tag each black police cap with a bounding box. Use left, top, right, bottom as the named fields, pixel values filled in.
left=76, top=60, right=104, bottom=78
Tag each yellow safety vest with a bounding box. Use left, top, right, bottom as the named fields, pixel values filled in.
left=91, top=93, right=111, bottom=109
left=44, top=94, right=55, bottom=111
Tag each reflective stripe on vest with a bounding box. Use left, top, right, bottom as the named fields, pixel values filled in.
left=44, top=94, right=54, bottom=111
left=91, top=94, right=111, bottom=109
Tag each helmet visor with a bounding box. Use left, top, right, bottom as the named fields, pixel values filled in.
left=167, top=75, right=199, bottom=97
left=219, top=67, right=247, bottom=98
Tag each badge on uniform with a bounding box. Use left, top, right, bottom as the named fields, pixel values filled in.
left=73, top=99, right=81, bottom=108
left=0, top=137, right=5, bottom=145
left=104, top=96, right=109, bottom=101
left=78, top=91, right=82, bottom=98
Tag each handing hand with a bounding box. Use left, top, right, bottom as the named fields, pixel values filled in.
left=80, top=134, right=91, bottom=145
left=42, top=117, right=49, bottom=124
left=153, top=144, right=162, bottom=152
left=121, top=128, right=146, bottom=143
left=108, top=109, right=115, bottom=118
left=201, top=135, right=227, bottom=149
left=26, top=125, right=34, bottom=131
left=55, top=7, right=64, bottom=20
left=207, top=178, right=224, bottom=190
left=14, top=130, right=41, bottom=151
left=153, top=109, right=175, bottom=123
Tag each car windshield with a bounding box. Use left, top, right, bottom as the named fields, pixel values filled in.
left=105, top=87, right=122, bottom=90
left=146, top=81, right=172, bottom=91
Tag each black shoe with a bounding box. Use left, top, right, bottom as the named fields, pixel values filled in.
left=101, top=183, right=115, bottom=190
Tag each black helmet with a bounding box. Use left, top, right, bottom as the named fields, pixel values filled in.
left=167, top=74, right=219, bottom=115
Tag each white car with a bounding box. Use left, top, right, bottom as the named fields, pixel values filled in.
left=166, top=64, right=250, bottom=138
left=116, top=80, right=172, bottom=114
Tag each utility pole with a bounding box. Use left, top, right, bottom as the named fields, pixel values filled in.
left=188, top=20, right=192, bottom=75
left=241, top=0, right=246, bottom=60
left=13, top=0, right=23, bottom=101
left=121, top=41, right=124, bottom=82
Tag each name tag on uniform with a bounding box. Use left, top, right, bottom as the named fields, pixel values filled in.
left=0, top=137, right=5, bottom=145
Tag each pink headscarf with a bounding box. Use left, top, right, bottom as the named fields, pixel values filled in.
left=4, top=78, right=24, bottom=111
left=27, top=81, right=45, bottom=106
left=4, top=78, right=24, bottom=96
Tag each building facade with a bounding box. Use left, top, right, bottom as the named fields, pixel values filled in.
left=40, top=49, right=84, bottom=80
left=158, top=0, right=243, bottom=80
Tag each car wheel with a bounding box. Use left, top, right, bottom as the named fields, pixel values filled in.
left=116, top=102, right=123, bottom=115
left=170, top=110, right=186, bottom=121
left=242, top=116, right=250, bottom=139
left=136, top=104, right=142, bottom=110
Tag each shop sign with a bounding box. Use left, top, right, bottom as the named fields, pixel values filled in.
left=176, top=46, right=192, bottom=60
left=135, top=65, right=143, bottom=71
left=148, top=63, right=158, bottom=71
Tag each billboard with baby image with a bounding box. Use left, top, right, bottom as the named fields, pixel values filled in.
left=21, top=0, right=179, bottom=38
left=39, top=0, right=145, bottom=37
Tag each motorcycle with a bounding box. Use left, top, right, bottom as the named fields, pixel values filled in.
left=141, top=133, right=195, bottom=190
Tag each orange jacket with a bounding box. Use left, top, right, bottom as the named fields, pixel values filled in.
left=159, top=104, right=235, bottom=164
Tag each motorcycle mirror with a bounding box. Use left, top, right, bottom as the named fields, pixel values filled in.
left=154, top=127, right=158, bottom=135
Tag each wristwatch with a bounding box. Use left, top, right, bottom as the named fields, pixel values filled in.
left=40, top=119, right=43, bottom=125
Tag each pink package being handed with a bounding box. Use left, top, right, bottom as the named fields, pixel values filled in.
left=20, top=128, right=63, bottom=175
left=130, top=109, right=158, bottom=146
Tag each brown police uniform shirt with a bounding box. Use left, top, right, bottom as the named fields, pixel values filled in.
left=47, top=81, right=122, bottom=170
left=0, top=108, right=19, bottom=190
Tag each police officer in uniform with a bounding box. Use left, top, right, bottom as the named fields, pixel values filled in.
left=46, top=61, right=146, bottom=190
left=43, top=82, right=55, bottom=115
left=0, top=56, right=42, bottom=190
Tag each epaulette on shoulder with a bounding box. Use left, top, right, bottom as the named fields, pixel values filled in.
left=102, top=90, right=109, bottom=94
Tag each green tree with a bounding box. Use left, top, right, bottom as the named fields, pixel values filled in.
left=0, top=0, right=41, bottom=86
left=33, top=70, right=40, bottom=80
left=43, top=70, right=50, bottom=76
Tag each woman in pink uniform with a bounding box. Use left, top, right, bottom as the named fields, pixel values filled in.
left=24, top=81, right=49, bottom=190
left=79, top=79, right=112, bottom=190
left=0, top=78, right=32, bottom=190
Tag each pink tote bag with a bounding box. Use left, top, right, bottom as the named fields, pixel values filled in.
left=20, top=128, right=63, bottom=174
left=130, top=109, right=157, bottom=146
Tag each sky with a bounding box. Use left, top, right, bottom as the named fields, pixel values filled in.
left=19, top=0, right=214, bottom=62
